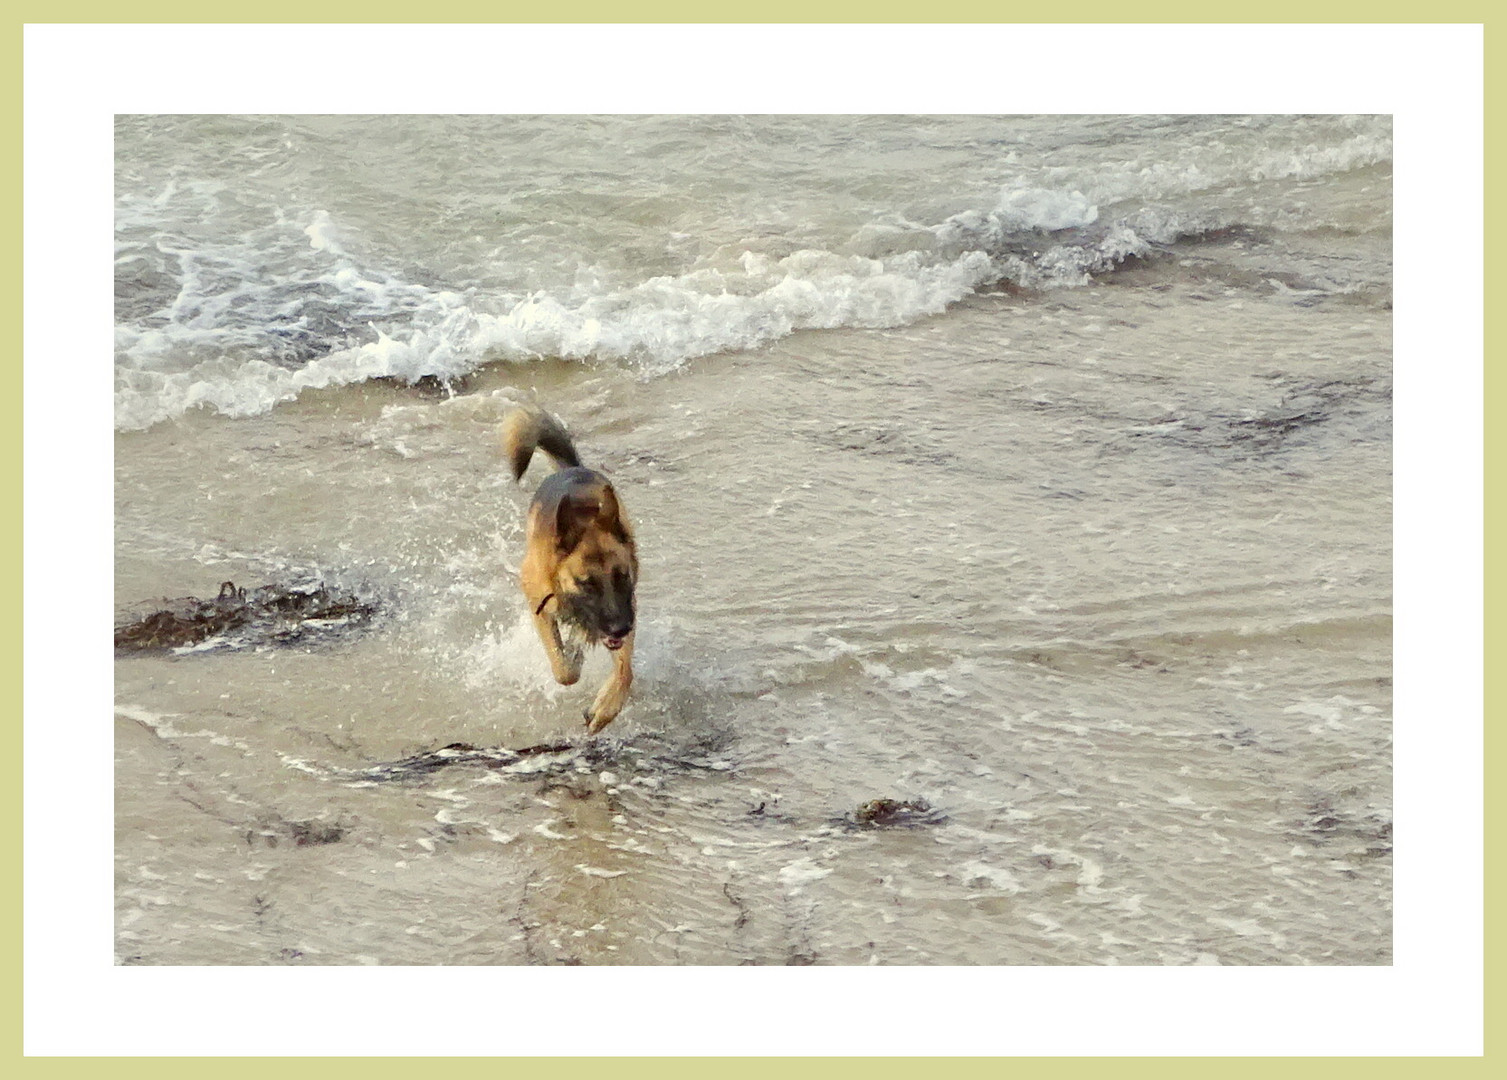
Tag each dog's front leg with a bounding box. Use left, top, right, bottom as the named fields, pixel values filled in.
left=585, top=631, right=634, bottom=734
left=531, top=608, right=584, bottom=686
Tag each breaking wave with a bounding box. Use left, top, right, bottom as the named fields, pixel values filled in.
left=114, top=119, right=1391, bottom=430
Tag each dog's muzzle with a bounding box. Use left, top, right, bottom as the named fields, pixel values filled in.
left=605, top=636, right=626, bottom=651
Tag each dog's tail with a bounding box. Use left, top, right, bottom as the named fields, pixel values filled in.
left=502, top=406, right=583, bottom=481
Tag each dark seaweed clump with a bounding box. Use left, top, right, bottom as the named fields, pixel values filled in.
left=359, top=741, right=577, bottom=782
left=848, top=798, right=947, bottom=828
left=115, top=580, right=377, bottom=653
left=354, top=727, right=739, bottom=785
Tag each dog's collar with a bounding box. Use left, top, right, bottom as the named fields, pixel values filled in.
left=534, top=593, right=555, bottom=616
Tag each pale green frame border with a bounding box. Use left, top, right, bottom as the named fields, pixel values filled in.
left=13, top=2, right=1492, bottom=1070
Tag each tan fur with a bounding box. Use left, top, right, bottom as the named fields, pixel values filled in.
left=503, top=407, right=637, bottom=734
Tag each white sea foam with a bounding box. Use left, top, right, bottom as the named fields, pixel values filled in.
left=113, top=242, right=997, bottom=429
left=778, top=856, right=833, bottom=894
left=575, top=865, right=628, bottom=879
left=960, top=861, right=1023, bottom=894
left=303, top=209, right=345, bottom=254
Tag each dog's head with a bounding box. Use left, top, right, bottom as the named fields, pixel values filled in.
left=551, top=483, right=637, bottom=649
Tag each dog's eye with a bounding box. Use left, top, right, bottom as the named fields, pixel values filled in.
left=574, top=577, right=600, bottom=594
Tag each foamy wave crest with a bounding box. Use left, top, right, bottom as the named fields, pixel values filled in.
left=926, top=124, right=1391, bottom=289
left=114, top=240, right=996, bottom=429
left=496, top=248, right=998, bottom=364
left=930, top=200, right=1216, bottom=290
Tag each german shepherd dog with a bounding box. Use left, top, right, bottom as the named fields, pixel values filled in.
left=502, top=407, right=637, bottom=733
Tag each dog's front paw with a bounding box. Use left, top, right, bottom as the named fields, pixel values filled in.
left=583, top=708, right=612, bottom=735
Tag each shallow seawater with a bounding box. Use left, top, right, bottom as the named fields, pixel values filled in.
left=114, top=116, right=1392, bottom=965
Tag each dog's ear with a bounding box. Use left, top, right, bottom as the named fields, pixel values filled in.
left=554, top=496, right=597, bottom=553
left=594, top=486, right=629, bottom=541
left=554, top=486, right=628, bottom=551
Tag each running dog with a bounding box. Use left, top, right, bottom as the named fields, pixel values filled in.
left=502, top=407, right=638, bottom=733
